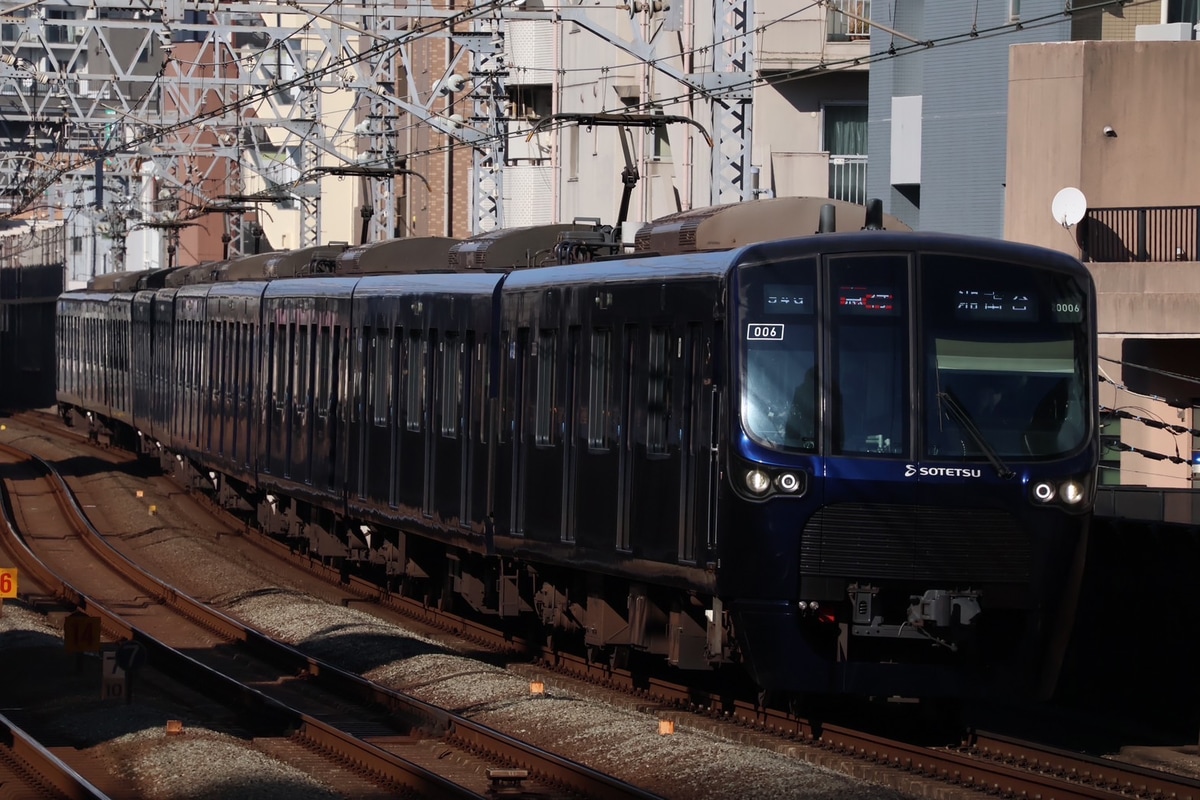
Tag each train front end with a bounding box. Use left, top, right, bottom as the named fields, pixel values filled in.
left=719, top=234, right=1098, bottom=700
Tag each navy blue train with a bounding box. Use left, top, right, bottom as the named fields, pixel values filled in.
left=55, top=198, right=1098, bottom=700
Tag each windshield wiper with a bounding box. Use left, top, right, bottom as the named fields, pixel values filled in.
left=936, top=391, right=1015, bottom=479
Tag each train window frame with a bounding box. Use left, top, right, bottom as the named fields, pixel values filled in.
left=646, top=326, right=671, bottom=455
left=827, top=253, right=911, bottom=458
left=535, top=330, right=557, bottom=447
left=441, top=334, right=461, bottom=438
left=371, top=327, right=390, bottom=427
left=587, top=328, right=612, bottom=451
left=315, top=325, right=331, bottom=418
left=919, top=252, right=1092, bottom=461
left=405, top=330, right=425, bottom=433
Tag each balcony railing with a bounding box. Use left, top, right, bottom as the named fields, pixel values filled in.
left=1080, top=206, right=1200, bottom=262
left=829, top=154, right=867, bottom=206
left=826, top=0, right=871, bottom=42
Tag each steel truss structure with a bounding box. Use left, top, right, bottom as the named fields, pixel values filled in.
left=0, top=0, right=755, bottom=261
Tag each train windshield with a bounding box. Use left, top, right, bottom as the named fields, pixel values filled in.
left=922, top=253, right=1090, bottom=460
left=736, top=257, right=819, bottom=451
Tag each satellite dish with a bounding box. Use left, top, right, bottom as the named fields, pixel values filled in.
left=1051, top=187, right=1087, bottom=228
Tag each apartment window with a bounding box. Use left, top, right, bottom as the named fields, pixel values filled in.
left=825, top=104, right=868, bottom=205
left=1168, top=0, right=1198, bottom=23
left=567, top=126, right=580, bottom=181
left=826, top=0, right=870, bottom=41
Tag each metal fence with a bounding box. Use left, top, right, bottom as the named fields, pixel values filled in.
left=828, top=155, right=867, bottom=205
left=1080, top=206, right=1200, bottom=263
left=826, top=0, right=871, bottom=41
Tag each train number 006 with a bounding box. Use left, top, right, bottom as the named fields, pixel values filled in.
left=746, top=323, right=785, bottom=341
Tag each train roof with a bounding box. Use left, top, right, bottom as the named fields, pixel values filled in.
left=448, top=223, right=588, bottom=270
left=264, top=276, right=359, bottom=299
left=211, top=251, right=278, bottom=282
left=263, top=243, right=348, bottom=278
left=165, top=262, right=220, bottom=287
left=353, top=271, right=504, bottom=297
left=501, top=250, right=737, bottom=291
left=335, top=236, right=460, bottom=275
left=633, top=196, right=911, bottom=256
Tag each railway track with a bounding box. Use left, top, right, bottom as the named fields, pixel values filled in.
left=9, top=412, right=1200, bottom=800
left=0, top=436, right=660, bottom=800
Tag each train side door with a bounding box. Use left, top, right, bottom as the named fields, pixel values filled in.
left=266, top=318, right=293, bottom=478
left=433, top=332, right=465, bottom=525
left=679, top=324, right=716, bottom=564
left=362, top=326, right=393, bottom=505
left=422, top=329, right=439, bottom=518
left=290, top=320, right=314, bottom=485
left=520, top=327, right=566, bottom=541
left=559, top=326, right=580, bottom=543
left=572, top=324, right=622, bottom=552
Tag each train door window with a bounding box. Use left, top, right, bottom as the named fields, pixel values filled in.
left=474, top=336, right=488, bottom=445
left=298, top=323, right=312, bottom=407
left=330, top=325, right=343, bottom=418
left=647, top=327, right=671, bottom=455
left=272, top=321, right=285, bottom=410
left=534, top=330, right=556, bottom=446
left=587, top=329, right=612, bottom=450
left=372, top=328, right=390, bottom=426
left=316, top=326, right=331, bottom=418
left=828, top=254, right=910, bottom=456
left=441, top=334, right=460, bottom=437
left=352, top=326, right=366, bottom=424
left=405, top=331, right=425, bottom=432
left=243, top=322, right=253, bottom=406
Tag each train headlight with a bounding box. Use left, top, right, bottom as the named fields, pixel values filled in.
left=744, top=469, right=771, bottom=495
left=1032, top=481, right=1056, bottom=502
left=774, top=472, right=802, bottom=493
left=1059, top=480, right=1085, bottom=505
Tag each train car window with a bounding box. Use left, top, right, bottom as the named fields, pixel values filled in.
left=331, top=325, right=342, bottom=419
left=587, top=329, right=612, bottom=450
left=441, top=335, right=460, bottom=437
left=647, top=327, right=670, bottom=455
left=371, top=328, right=389, bottom=426
left=828, top=254, right=910, bottom=456
left=921, top=253, right=1090, bottom=460
left=736, top=256, right=818, bottom=451
left=474, top=337, right=487, bottom=445
left=269, top=322, right=280, bottom=411
left=535, top=330, right=556, bottom=446
left=316, top=326, right=331, bottom=417
left=405, top=331, right=425, bottom=432
left=298, top=324, right=312, bottom=405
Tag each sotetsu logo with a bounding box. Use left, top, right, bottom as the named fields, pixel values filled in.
left=904, top=465, right=983, bottom=478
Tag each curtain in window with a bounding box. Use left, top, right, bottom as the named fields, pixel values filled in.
left=825, top=106, right=868, bottom=204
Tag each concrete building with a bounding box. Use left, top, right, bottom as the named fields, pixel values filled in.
left=867, top=0, right=1193, bottom=239
left=1003, top=39, right=1200, bottom=489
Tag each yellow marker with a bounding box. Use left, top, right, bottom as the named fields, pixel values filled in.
left=136, top=490, right=144, bottom=498
left=0, top=568, right=16, bottom=599
left=148, top=505, right=157, bottom=515
left=658, top=719, right=675, bottom=735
